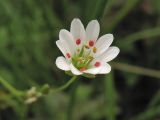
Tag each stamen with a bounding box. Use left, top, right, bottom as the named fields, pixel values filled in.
left=89, top=40, right=94, bottom=47
left=93, top=47, right=97, bottom=53
left=76, top=39, right=81, bottom=45
left=85, top=45, right=90, bottom=49
left=77, top=57, right=83, bottom=62
left=66, top=53, right=71, bottom=58
left=88, top=55, right=93, bottom=60
left=77, top=48, right=80, bottom=52
left=94, top=61, right=101, bottom=67
left=80, top=67, right=86, bottom=72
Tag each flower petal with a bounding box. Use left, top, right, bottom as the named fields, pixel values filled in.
left=70, top=18, right=86, bottom=44
left=94, top=34, right=113, bottom=57
left=98, top=63, right=111, bottom=74
left=86, top=20, right=100, bottom=42
left=84, top=66, right=102, bottom=74
left=99, top=46, right=120, bottom=62
left=59, top=29, right=75, bottom=54
left=70, top=64, right=82, bottom=75
left=56, top=56, right=70, bottom=70
left=56, top=40, right=67, bottom=57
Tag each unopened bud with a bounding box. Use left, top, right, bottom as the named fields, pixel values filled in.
left=41, top=84, right=50, bottom=94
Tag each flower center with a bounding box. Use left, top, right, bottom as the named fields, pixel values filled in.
left=71, top=46, right=94, bottom=71
left=71, top=39, right=98, bottom=71
left=80, top=67, right=86, bottom=72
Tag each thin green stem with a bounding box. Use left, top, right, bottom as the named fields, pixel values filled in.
left=0, top=76, right=24, bottom=97
left=148, top=91, right=160, bottom=108
left=130, top=106, right=160, bottom=120
left=117, top=27, right=160, bottom=46
left=105, top=0, right=140, bottom=32
left=105, top=72, right=117, bottom=120
left=112, top=62, right=160, bottom=79
left=67, top=79, right=79, bottom=120
left=50, top=76, right=78, bottom=94
left=84, top=0, right=108, bottom=22
left=102, top=0, right=116, bottom=17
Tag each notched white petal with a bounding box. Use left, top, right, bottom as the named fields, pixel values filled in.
left=98, top=63, right=111, bottom=74
left=70, top=18, right=86, bottom=42
left=56, top=40, right=66, bottom=57
left=56, top=56, right=70, bottom=71
left=100, top=46, right=120, bottom=62
left=95, top=34, right=114, bottom=57
left=70, top=64, right=82, bottom=75
left=86, top=20, right=100, bottom=42
left=59, top=29, right=75, bottom=53
left=59, top=29, right=74, bottom=41
left=84, top=66, right=102, bottom=74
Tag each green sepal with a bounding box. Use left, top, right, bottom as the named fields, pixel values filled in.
left=82, top=73, right=95, bottom=78
left=65, top=71, right=95, bottom=78
left=65, top=71, right=74, bottom=77
left=40, top=84, right=50, bottom=94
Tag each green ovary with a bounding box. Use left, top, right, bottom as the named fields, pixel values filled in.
left=71, top=47, right=93, bottom=70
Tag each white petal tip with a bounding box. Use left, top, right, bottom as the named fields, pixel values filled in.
left=98, top=63, right=111, bottom=74
left=115, top=47, right=120, bottom=55
left=56, top=57, right=70, bottom=71
left=91, top=19, right=98, bottom=22
left=73, top=18, right=80, bottom=21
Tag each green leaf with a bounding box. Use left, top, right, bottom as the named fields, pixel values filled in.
left=84, top=0, right=108, bottom=21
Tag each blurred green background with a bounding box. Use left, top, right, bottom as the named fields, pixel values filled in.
left=0, top=0, right=160, bottom=120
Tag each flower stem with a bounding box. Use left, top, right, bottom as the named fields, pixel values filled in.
left=118, top=27, right=160, bottom=46
left=112, top=62, right=160, bottom=79
left=67, top=79, right=79, bottom=120
left=105, top=72, right=117, bottom=120
left=50, top=76, right=78, bottom=94
left=0, top=76, right=24, bottom=97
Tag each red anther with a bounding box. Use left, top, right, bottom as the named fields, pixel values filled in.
left=80, top=67, right=86, bottom=72
left=66, top=53, right=71, bottom=58
left=94, top=61, right=101, bottom=67
left=76, top=39, right=81, bottom=45
left=89, top=40, right=94, bottom=47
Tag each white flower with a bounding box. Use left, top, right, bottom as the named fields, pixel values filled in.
left=55, top=18, right=120, bottom=76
